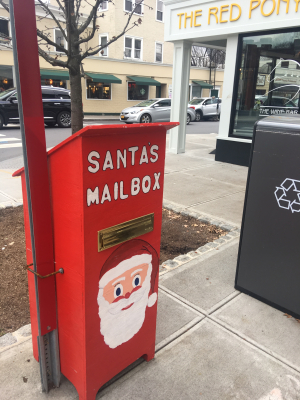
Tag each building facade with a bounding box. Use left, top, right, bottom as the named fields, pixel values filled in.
left=164, top=0, right=300, bottom=165
left=0, top=0, right=224, bottom=115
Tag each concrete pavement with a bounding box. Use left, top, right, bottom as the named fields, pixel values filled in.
left=1, top=130, right=300, bottom=399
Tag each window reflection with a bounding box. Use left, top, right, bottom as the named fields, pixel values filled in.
left=232, top=30, right=300, bottom=139
left=86, top=79, right=111, bottom=99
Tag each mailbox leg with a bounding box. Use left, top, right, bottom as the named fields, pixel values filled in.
left=77, top=388, right=98, bottom=400
left=143, top=345, right=156, bottom=362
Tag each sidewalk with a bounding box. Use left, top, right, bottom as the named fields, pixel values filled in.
left=1, top=133, right=300, bottom=399
left=83, top=115, right=119, bottom=122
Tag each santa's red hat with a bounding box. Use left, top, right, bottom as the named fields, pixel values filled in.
left=99, top=239, right=159, bottom=295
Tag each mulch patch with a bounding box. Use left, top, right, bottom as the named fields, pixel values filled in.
left=0, top=206, right=225, bottom=337
left=160, top=208, right=225, bottom=262
left=0, top=207, right=28, bottom=337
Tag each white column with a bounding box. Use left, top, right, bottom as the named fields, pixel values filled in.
left=218, top=34, right=239, bottom=139
left=169, top=40, right=192, bottom=154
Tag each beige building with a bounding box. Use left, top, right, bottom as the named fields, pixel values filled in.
left=0, top=0, right=224, bottom=115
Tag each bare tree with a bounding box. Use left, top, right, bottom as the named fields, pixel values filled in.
left=191, top=46, right=226, bottom=84
left=0, top=0, right=147, bottom=134
left=191, top=46, right=208, bottom=67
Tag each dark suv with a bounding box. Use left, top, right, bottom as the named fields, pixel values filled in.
left=0, top=86, right=71, bottom=129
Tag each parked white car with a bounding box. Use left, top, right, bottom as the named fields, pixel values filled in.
left=188, top=97, right=222, bottom=121
left=120, top=98, right=196, bottom=124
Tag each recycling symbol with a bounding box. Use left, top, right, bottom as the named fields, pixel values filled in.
left=274, top=178, right=300, bottom=213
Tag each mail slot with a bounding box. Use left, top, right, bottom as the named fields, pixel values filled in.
left=14, top=122, right=178, bottom=400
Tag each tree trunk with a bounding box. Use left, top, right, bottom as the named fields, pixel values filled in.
left=69, top=64, right=83, bottom=134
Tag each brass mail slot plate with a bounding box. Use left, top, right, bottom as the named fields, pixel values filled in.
left=98, top=213, right=154, bottom=252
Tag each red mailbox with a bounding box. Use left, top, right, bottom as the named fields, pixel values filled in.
left=14, top=122, right=178, bottom=400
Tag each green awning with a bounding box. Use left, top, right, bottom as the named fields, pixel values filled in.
left=192, top=80, right=213, bottom=89
left=40, top=69, right=69, bottom=80
left=127, top=76, right=161, bottom=86
left=86, top=73, right=122, bottom=84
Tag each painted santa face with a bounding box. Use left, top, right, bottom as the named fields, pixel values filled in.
left=102, top=263, right=149, bottom=307
left=97, top=253, right=157, bottom=349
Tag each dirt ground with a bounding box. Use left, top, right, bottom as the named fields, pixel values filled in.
left=0, top=206, right=225, bottom=336
left=160, top=208, right=225, bottom=262
left=0, top=207, right=28, bottom=337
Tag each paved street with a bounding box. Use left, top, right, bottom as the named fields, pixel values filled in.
left=0, top=119, right=219, bottom=163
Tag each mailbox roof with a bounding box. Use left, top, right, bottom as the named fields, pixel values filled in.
left=12, top=122, right=179, bottom=177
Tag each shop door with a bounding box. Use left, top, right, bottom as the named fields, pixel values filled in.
left=260, top=59, right=300, bottom=117
left=232, top=30, right=300, bottom=139
left=211, top=89, right=219, bottom=97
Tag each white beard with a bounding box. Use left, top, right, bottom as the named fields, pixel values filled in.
left=97, top=264, right=152, bottom=349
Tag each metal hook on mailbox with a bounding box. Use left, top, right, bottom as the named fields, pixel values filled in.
left=25, top=263, right=64, bottom=279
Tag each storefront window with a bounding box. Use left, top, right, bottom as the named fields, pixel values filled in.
left=232, top=29, right=300, bottom=139
left=86, top=79, right=111, bottom=99
left=41, top=79, right=67, bottom=88
left=128, top=82, right=148, bottom=101
left=0, top=66, right=14, bottom=92
left=191, top=84, right=201, bottom=99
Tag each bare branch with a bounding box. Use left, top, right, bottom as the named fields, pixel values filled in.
left=80, top=2, right=143, bottom=60
left=0, top=0, right=9, bottom=12
left=75, top=10, right=100, bottom=46
left=77, top=0, right=102, bottom=35
left=55, top=0, right=66, bottom=13
left=37, top=28, right=68, bottom=54
left=38, top=45, right=68, bottom=69
left=36, top=0, right=67, bottom=42
left=75, top=0, right=81, bottom=24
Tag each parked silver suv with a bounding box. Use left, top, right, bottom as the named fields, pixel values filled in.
left=188, top=97, right=222, bottom=122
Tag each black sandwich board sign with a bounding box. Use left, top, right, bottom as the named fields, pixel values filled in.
left=235, top=115, right=300, bottom=319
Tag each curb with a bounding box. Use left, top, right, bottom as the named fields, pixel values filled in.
left=0, top=324, right=31, bottom=353
left=83, top=117, right=119, bottom=122
left=0, top=201, right=23, bottom=209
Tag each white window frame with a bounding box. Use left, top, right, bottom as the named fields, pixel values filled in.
left=155, top=42, right=163, bottom=64
left=156, top=0, right=164, bottom=22
left=98, top=0, right=108, bottom=11
left=99, top=33, right=109, bottom=57
left=0, top=17, right=10, bottom=44
left=124, top=0, right=143, bottom=16
left=53, top=27, right=67, bottom=53
left=124, top=35, right=143, bottom=61
left=127, top=81, right=149, bottom=101
left=85, top=79, right=112, bottom=101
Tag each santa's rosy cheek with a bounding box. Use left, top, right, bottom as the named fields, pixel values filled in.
left=131, top=285, right=141, bottom=294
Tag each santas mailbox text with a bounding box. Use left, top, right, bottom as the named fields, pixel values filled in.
left=87, top=144, right=161, bottom=207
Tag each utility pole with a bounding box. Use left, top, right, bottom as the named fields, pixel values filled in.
left=9, top=0, right=60, bottom=391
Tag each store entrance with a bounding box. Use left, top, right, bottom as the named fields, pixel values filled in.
left=232, top=29, right=300, bottom=139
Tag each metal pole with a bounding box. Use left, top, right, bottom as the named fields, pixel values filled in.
left=9, top=0, right=60, bottom=391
